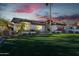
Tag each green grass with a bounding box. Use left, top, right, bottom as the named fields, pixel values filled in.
left=1, top=34, right=79, bottom=56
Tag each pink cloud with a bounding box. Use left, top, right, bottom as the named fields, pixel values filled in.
left=15, top=3, right=44, bottom=13
left=16, top=8, right=33, bottom=13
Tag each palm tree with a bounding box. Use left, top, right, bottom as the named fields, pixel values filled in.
left=45, top=3, right=52, bottom=33
left=37, top=4, right=52, bottom=33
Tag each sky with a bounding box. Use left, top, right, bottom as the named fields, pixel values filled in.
left=0, top=3, right=79, bottom=21
left=52, top=3, right=79, bottom=17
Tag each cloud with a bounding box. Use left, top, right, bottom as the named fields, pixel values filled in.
left=0, top=4, right=8, bottom=10
left=15, top=3, right=44, bottom=13
left=52, top=12, right=59, bottom=15
left=55, top=14, right=79, bottom=20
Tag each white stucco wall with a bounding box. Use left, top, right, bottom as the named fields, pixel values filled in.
left=51, top=25, right=58, bottom=32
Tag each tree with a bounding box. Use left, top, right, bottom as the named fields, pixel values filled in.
left=0, top=18, right=12, bottom=36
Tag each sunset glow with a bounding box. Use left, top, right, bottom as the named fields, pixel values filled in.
left=0, top=3, right=79, bottom=21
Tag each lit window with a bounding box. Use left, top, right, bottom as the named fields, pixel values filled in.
left=22, top=22, right=31, bottom=30
left=36, top=25, right=42, bottom=30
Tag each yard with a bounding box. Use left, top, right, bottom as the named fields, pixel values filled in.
left=0, top=34, right=79, bottom=56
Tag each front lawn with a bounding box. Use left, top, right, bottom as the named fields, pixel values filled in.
left=0, top=34, right=79, bottom=56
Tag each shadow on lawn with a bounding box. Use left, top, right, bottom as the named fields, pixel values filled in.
left=0, top=34, right=79, bottom=56
left=0, top=39, right=79, bottom=56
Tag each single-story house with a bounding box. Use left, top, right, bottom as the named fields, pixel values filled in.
left=11, top=18, right=46, bottom=33
left=11, top=18, right=66, bottom=34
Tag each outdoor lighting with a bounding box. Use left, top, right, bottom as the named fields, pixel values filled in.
left=24, top=24, right=30, bottom=30
left=36, top=25, right=42, bottom=30
left=23, top=22, right=31, bottom=30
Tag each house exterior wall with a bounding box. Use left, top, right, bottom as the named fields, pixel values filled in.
left=31, top=25, right=36, bottom=30
left=13, top=23, right=20, bottom=32
left=51, top=25, right=58, bottom=32
left=51, top=25, right=64, bottom=32
left=13, top=23, right=46, bottom=33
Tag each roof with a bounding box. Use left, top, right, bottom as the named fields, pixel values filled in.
left=11, top=18, right=65, bottom=25
left=11, top=18, right=45, bottom=25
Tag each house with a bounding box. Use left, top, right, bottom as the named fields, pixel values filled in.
left=11, top=18, right=46, bottom=34
left=11, top=18, right=66, bottom=34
